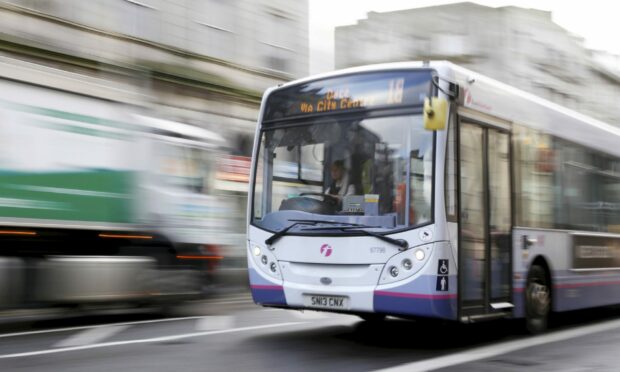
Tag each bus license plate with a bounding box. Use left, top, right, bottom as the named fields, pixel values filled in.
left=303, top=294, right=348, bottom=309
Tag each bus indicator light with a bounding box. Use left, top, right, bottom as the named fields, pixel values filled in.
left=402, top=259, right=413, bottom=270
left=389, top=266, right=399, bottom=277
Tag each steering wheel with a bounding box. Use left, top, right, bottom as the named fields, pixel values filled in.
left=278, top=192, right=339, bottom=214
left=299, top=192, right=339, bottom=205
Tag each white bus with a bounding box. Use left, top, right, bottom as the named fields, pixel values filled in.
left=247, top=61, right=620, bottom=332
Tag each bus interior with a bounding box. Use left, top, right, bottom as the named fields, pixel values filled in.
left=254, top=114, right=433, bottom=231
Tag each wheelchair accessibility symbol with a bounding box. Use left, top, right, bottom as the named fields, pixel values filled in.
left=437, top=259, right=449, bottom=275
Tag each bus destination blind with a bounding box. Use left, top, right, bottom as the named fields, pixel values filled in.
left=263, top=70, right=432, bottom=121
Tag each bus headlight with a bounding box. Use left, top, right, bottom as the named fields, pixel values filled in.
left=415, top=249, right=425, bottom=261
left=253, top=246, right=262, bottom=256
left=248, top=242, right=281, bottom=280
left=379, top=243, right=433, bottom=285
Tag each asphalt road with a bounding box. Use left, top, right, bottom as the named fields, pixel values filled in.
left=1, top=294, right=620, bottom=372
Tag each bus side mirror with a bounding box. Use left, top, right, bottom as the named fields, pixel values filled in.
left=423, top=97, right=448, bottom=131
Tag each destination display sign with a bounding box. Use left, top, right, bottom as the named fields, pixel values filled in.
left=263, top=70, right=433, bottom=121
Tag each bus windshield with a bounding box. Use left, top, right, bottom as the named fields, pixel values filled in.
left=251, top=114, right=433, bottom=233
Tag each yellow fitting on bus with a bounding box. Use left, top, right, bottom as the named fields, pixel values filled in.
left=423, top=97, right=448, bottom=130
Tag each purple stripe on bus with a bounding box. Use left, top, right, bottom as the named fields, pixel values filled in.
left=374, top=290, right=457, bottom=300
left=373, top=292, right=457, bottom=319
left=250, top=285, right=287, bottom=305
left=248, top=268, right=286, bottom=305
left=513, top=277, right=620, bottom=314
left=514, top=279, right=620, bottom=293
left=554, top=280, right=620, bottom=289
left=513, top=291, right=525, bottom=318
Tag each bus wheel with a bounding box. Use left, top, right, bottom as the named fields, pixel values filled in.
left=358, top=313, right=386, bottom=322
left=525, top=264, right=551, bottom=334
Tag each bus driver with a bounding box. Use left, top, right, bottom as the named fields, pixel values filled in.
left=325, top=160, right=355, bottom=200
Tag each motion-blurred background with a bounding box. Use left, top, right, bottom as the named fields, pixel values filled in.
left=0, top=0, right=618, bottom=313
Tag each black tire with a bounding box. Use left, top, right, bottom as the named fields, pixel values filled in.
left=525, top=264, right=551, bottom=334
left=358, top=313, right=386, bottom=322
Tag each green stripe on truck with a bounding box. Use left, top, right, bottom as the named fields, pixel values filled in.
left=0, top=170, right=136, bottom=223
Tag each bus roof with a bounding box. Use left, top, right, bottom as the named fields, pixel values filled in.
left=269, top=61, right=620, bottom=158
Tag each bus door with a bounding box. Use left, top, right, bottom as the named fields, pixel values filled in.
left=458, top=120, right=512, bottom=318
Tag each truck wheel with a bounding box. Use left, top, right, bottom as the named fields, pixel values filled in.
left=525, top=264, right=550, bottom=334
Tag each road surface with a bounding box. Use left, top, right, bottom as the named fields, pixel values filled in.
left=1, top=294, right=620, bottom=371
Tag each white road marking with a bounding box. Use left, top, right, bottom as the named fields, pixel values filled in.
left=212, top=299, right=253, bottom=305
left=288, top=310, right=329, bottom=320
left=53, top=325, right=129, bottom=348
left=0, top=316, right=205, bottom=339
left=0, top=321, right=304, bottom=359
left=377, top=317, right=620, bottom=372
left=263, top=308, right=356, bottom=321
left=195, top=316, right=234, bottom=331
left=262, top=308, right=329, bottom=319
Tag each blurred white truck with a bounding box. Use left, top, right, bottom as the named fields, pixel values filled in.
left=0, top=57, right=236, bottom=310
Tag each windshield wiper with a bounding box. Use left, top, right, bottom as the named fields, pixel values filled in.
left=265, top=221, right=315, bottom=246
left=301, top=225, right=409, bottom=251
left=287, top=219, right=368, bottom=227
left=265, top=219, right=370, bottom=246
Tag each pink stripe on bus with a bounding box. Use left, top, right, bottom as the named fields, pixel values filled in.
left=374, top=290, right=457, bottom=300
left=554, top=280, right=620, bottom=289
left=513, top=279, right=620, bottom=292
left=250, top=284, right=283, bottom=291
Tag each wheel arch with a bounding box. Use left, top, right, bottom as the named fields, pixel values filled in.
left=528, top=255, right=554, bottom=310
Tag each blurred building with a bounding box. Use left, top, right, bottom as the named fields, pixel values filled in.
left=0, top=0, right=309, bottom=261
left=1, top=0, right=308, bottom=136
left=335, top=2, right=620, bottom=125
